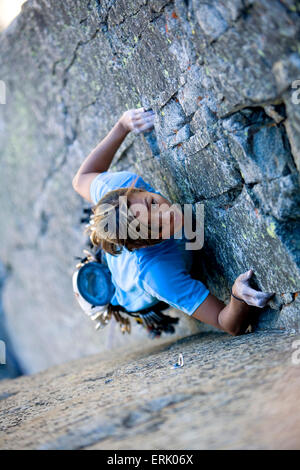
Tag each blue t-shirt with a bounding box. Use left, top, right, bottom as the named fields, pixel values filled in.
left=90, top=171, right=209, bottom=315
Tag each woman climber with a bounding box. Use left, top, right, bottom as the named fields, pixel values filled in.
left=72, top=107, right=273, bottom=336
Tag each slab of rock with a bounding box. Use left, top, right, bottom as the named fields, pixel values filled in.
left=0, top=331, right=300, bottom=450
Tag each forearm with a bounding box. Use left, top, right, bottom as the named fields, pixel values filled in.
left=72, top=107, right=155, bottom=202
left=217, top=297, right=251, bottom=336
left=192, top=293, right=251, bottom=336
left=73, top=119, right=129, bottom=183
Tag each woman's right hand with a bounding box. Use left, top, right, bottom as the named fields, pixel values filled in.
left=232, top=269, right=274, bottom=308
left=119, top=107, right=155, bottom=134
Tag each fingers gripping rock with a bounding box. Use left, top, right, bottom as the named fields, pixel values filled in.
left=233, top=269, right=274, bottom=308
left=120, top=107, right=155, bottom=134
left=238, top=269, right=253, bottom=283
left=132, top=109, right=155, bottom=134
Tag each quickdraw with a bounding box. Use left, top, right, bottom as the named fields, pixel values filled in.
left=73, top=208, right=179, bottom=338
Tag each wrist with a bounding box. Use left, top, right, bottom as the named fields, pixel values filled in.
left=230, top=293, right=250, bottom=312
left=231, top=282, right=246, bottom=306
left=117, top=116, right=131, bottom=136
left=231, top=290, right=245, bottom=303
left=231, top=281, right=239, bottom=299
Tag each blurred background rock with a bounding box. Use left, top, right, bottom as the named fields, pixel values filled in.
left=0, top=0, right=26, bottom=31
left=0, top=0, right=26, bottom=379
left=0, top=0, right=299, bottom=379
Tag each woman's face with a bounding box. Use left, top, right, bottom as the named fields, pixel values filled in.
left=127, top=190, right=183, bottom=240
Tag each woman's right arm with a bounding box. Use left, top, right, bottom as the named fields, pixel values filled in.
left=72, top=107, right=155, bottom=202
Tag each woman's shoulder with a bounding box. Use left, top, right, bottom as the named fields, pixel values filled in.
left=90, top=170, right=158, bottom=204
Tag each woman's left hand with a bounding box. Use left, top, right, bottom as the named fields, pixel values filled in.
left=232, top=269, right=274, bottom=308
left=119, top=107, right=155, bottom=134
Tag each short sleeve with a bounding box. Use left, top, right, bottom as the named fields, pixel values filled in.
left=140, top=258, right=210, bottom=316
left=90, top=171, right=160, bottom=205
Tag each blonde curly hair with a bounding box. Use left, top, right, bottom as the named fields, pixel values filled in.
left=85, top=182, right=162, bottom=256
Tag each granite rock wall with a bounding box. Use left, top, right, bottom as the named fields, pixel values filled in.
left=0, top=0, right=299, bottom=374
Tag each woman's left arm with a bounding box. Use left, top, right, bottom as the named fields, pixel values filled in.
left=192, top=269, right=274, bottom=335
left=72, top=107, right=155, bottom=202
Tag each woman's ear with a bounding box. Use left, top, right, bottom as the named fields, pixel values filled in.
left=126, top=241, right=148, bottom=251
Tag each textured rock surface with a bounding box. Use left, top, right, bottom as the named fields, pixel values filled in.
left=0, top=0, right=300, bottom=374
left=1, top=330, right=300, bottom=450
